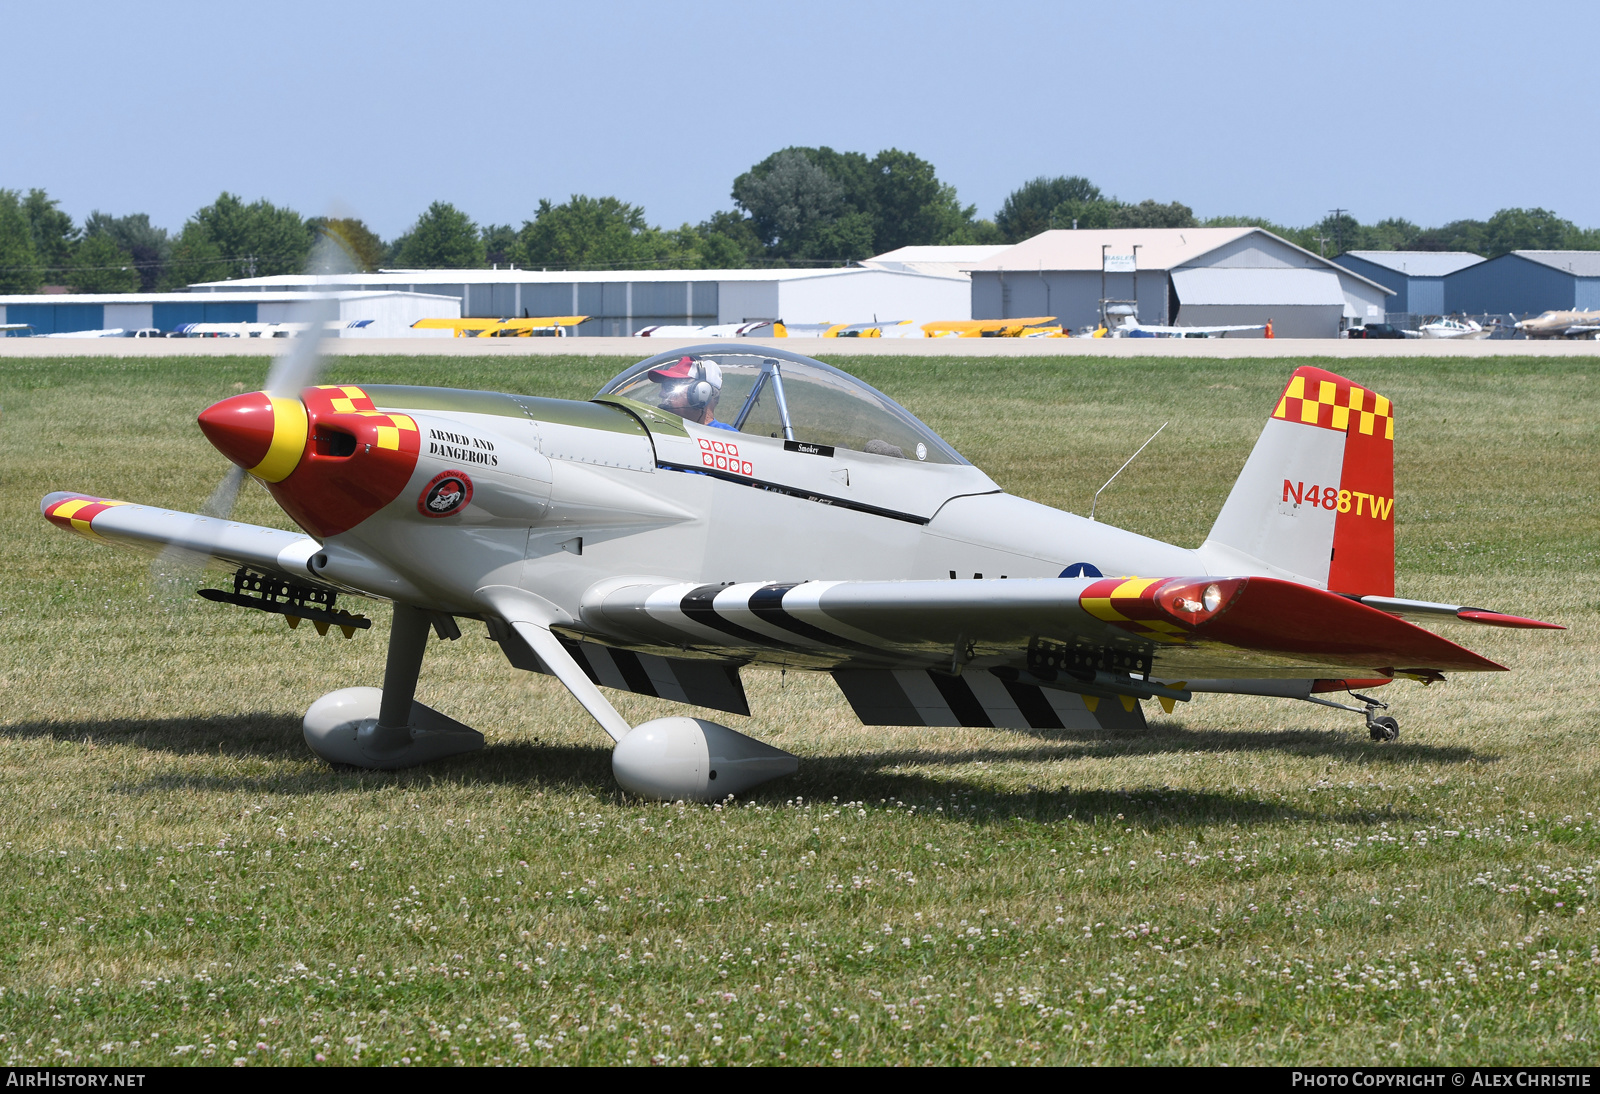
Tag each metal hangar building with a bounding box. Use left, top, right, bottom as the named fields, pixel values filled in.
left=0, top=290, right=459, bottom=336
left=1442, top=251, right=1600, bottom=316
left=964, top=228, right=1393, bottom=337
left=189, top=265, right=973, bottom=335
left=1332, top=251, right=1483, bottom=316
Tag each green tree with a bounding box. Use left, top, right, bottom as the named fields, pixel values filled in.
left=394, top=202, right=485, bottom=268
left=945, top=217, right=1005, bottom=245
left=83, top=211, right=170, bottom=291
left=161, top=222, right=231, bottom=288
left=1414, top=219, right=1488, bottom=254
left=733, top=148, right=856, bottom=261
left=0, top=190, right=42, bottom=293
left=1483, top=207, right=1579, bottom=257
left=160, top=193, right=313, bottom=286
left=869, top=148, right=976, bottom=252
left=1361, top=217, right=1423, bottom=251
left=1569, top=225, right=1600, bottom=250
left=1200, top=214, right=1320, bottom=252
left=996, top=176, right=1101, bottom=242
left=481, top=223, right=517, bottom=267
left=511, top=195, right=701, bottom=270
left=1111, top=199, right=1196, bottom=230
left=70, top=234, right=139, bottom=293
left=693, top=210, right=765, bottom=267
left=797, top=209, right=876, bottom=264
left=730, top=145, right=979, bottom=261
left=199, top=192, right=312, bottom=276
left=22, top=189, right=78, bottom=281
left=1309, top=210, right=1361, bottom=255
left=307, top=217, right=386, bottom=273
left=792, top=147, right=878, bottom=233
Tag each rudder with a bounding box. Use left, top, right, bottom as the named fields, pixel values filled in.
left=1199, top=366, right=1395, bottom=596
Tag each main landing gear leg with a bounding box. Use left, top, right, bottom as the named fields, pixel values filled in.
left=302, top=604, right=485, bottom=769
left=1302, top=690, right=1399, bottom=743
left=505, top=618, right=797, bottom=802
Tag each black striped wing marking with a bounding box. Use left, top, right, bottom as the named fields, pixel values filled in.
left=832, top=668, right=1146, bottom=732
left=492, top=626, right=749, bottom=717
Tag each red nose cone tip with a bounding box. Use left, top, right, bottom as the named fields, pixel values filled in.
left=198, top=391, right=276, bottom=469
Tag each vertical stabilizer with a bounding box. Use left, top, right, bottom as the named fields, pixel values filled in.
left=1199, top=366, right=1395, bottom=596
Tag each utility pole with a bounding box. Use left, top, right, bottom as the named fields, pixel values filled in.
left=1100, top=244, right=1108, bottom=326
left=1327, top=208, right=1348, bottom=255
left=1312, top=234, right=1332, bottom=257
left=1131, top=244, right=1140, bottom=320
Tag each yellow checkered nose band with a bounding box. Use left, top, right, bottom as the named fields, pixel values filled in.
left=1273, top=368, right=1393, bottom=440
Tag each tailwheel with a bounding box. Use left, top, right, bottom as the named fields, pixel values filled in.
left=1368, top=715, right=1400, bottom=743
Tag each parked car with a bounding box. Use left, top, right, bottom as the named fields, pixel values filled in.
left=1348, top=323, right=1405, bottom=339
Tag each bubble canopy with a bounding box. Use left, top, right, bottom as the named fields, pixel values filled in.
left=596, top=345, right=967, bottom=465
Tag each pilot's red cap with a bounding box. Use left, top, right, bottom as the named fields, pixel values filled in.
left=647, top=356, right=697, bottom=382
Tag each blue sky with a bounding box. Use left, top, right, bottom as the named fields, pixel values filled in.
left=5, top=0, right=1593, bottom=240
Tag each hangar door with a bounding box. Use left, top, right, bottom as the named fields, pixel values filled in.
left=1170, top=268, right=1344, bottom=338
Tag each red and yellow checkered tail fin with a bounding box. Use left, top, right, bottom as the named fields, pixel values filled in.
left=1199, top=365, right=1395, bottom=597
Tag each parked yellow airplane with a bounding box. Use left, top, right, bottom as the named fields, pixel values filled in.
left=412, top=317, right=589, bottom=338
left=922, top=318, right=1064, bottom=338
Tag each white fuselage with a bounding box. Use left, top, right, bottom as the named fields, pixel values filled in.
left=322, top=403, right=1201, bottom=642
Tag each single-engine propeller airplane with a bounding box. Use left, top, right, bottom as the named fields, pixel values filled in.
left=41, top=342, right=1560, bottom=801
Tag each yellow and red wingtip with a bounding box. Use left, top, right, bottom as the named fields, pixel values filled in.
left=42, top=494, right=128, bottom=538
left=1079, top=576, right=1244, bottom=641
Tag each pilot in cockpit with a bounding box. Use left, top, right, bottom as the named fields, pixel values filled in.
left=647, top=356, right=738, bottom=432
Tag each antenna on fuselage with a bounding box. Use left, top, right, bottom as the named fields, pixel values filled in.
left=1090, top=421, right=1168, bottom=522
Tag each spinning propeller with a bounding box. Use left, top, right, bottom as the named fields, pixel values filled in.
left=150, top=228, right=357, bottom=590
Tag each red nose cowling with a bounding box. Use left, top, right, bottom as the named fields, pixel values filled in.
left=197, top=391, right=278, bottom=471
left=195, top=386, right=422, bottom=538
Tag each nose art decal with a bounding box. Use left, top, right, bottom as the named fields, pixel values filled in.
left=418, top=471, right=473, bottom=517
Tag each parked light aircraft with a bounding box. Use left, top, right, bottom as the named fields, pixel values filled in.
left=28, top=328, right=166, bottom=338
left=1093, top=317, right=1267, bottom=338
left=636, top=321, right=914, bottom=338
left=1403, top=318, right=1492, bottom=340
left=175, top=321, right=375, bottom=338
left=1514, top=310, right=1600, bottom=339
left=923, top=318, right=1063, bottom=338
left=411, top=317, right=588, bottom=337
left=40, top=328, right=135, bottom=339
left=636, top=321, right=785, bottom=338
left=41, top=342, right=1559, bottom=801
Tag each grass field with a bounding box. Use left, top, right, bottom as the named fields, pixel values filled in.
left=0, top=351, right=1596, bottom=1066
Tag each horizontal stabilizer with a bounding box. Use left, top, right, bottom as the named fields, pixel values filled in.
left=1358, top=595, right=1563, bottom=631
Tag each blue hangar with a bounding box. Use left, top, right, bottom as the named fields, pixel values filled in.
left=1442, top=251, right=1600, bottom=316
left=1332, top=252, right=1483, bottom=316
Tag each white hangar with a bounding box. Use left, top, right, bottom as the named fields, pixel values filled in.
left=965, top=228, right=1394, bottom=337
left=189, top=265, right=973, bottom=335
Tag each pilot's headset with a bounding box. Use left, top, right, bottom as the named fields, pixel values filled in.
left=683, top=359, right=722, bottom=408
left=649, top=355, right=723, bottom=411
left=668, top=361, right=720, bottom=407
